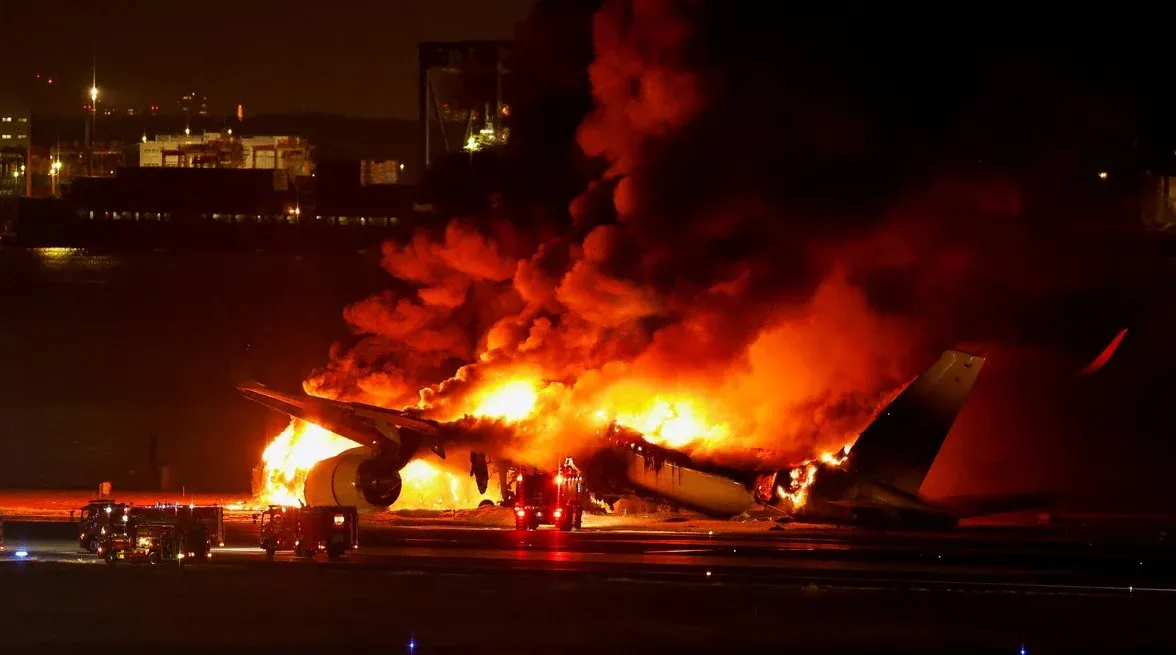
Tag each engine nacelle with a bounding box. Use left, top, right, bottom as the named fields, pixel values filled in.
left=304, top=447, right=403, bottom=513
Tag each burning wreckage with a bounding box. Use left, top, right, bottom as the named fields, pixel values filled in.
left=240, top=349, right=1032, bottom=527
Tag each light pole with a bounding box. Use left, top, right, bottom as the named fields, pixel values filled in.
left=49, top=159, right=62, bottom=197
left=87, top=85, right=98, bottom=176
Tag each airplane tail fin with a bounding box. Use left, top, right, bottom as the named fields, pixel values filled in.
left=845, top=349, right=985, bottom=496
left=1080, top=328, right=1128, bottom=375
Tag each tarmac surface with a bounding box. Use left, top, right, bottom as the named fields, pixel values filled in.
left=3, top=511, right=1176, bottom=652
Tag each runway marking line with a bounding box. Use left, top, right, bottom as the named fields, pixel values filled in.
left=644, top=548, right=716, bottom=555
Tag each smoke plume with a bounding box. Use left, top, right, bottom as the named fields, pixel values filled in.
left=307, top=2, right=1146, bottom=470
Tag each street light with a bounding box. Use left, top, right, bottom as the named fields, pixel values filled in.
left=89, top=86, right=99, bottom=103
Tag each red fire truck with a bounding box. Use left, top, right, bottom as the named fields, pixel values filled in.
left=254, top=505, right=358, bottom=560
left=77, top=501, right=131, bottom=553
left=100, top=515, right=210, bottom=566
left=514, top=458, right=584, bottom=531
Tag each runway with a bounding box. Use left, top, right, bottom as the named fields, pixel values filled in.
left=1, top=516, right=1175, bottom=651
left=6, top=517, right=1176, bottom=596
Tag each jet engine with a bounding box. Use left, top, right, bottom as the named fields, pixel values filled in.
left=303, top=447, right=403, bottom=513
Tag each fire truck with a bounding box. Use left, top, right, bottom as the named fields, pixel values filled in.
left=254, top=505, right=358, bottom=560
left=100, top=514, right=210, bottom=566
left=137, top=504, right=225, bottom=548
left=514, top=458, right=585, bottom=531
left=77, top=501, right=131, bottom=553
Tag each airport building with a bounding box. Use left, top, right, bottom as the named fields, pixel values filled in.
left=1142, top=170, right=1176, bottom=233
left=0, top=107, right=30, bottom=197
left=177, top=92, right=209, bottom=118
left=359, top=159, right=404, bottom=186
left=139, top=132, right=312, bottom=179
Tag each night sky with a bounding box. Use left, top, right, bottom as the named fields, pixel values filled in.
left=0, top=0, right=532, bottom=118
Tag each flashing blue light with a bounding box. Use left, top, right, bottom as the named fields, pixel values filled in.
left=1020, top=645, right=1027, bottom=655
left=14, top=550, right=28, bottom=558
left=408, top=638, right=416, bottom=652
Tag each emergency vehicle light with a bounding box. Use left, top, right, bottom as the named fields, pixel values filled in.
left=333, top=514, right=345, bottom=526
left=14, top=550, right=27, bottom=558
left=515, top=508, right=525, bottom=517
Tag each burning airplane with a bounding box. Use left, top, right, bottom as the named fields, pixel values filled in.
left=236, top=0, right=1120, bottom=526
left=241, top=347, right=1032, bottom=527
left=240, top=379, right=493, bottom=512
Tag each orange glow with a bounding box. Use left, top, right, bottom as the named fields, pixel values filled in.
left=257, top=418, right=495, bottom=510
left=608, top=397, right=731, bottom=450
left=305, top=258, right=911, bottom=484
left=470, top=379, right=539, bottom=422
left=776, top=445, right=852, bottom=511
left=398, top=459, right=495, bottom=509
left=259, top=419, right=354, bottom=506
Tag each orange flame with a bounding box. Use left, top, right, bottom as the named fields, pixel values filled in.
left=259, top=420, right=353, bottom=507
left=776, top=443, right=852, bottom=510
left=470, top=379, right=539, bottom=422
left=257, top=418, right=496, bottom=510
left=606, top=398, right=731, bottom=450
left=398, top=459, right=497, bottom=509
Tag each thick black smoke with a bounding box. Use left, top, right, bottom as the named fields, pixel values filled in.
left=312, top=3, right=1172, bottom=476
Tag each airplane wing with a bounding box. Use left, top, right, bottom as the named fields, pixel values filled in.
left=237, top=380, right=448, bottom=458
left=238, top=380, right=493, bottom=494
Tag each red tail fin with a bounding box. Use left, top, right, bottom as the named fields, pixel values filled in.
left=1080, top=328, right=1128, bottom=375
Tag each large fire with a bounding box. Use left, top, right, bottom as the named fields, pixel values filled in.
left=254, top=377, right=754, bottom=511
left=252, top=2, right=938, bottom=514
left=776, top=445, right=853, bottom=510
left=259, top=420, right=353, bottom=507
left=256, top=418, right=494, bottom=509
left=470, top=379, right=539, bottom=422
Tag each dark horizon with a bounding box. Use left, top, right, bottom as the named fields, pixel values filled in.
left=0, top=0, right=531, bottom=119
